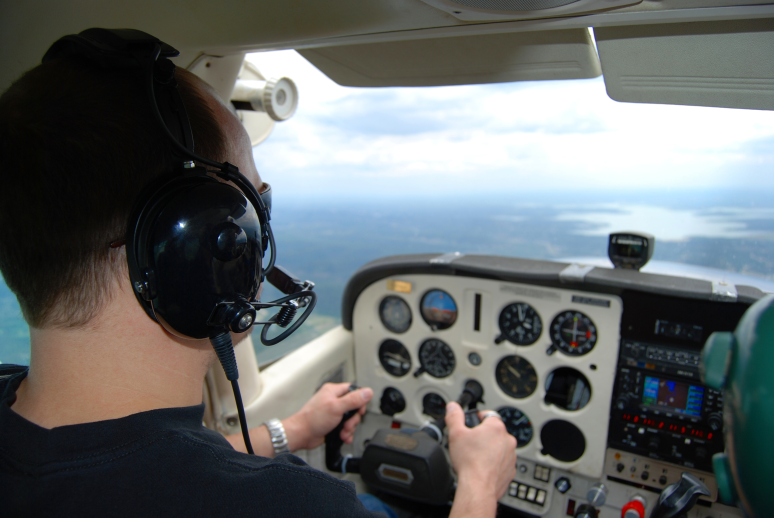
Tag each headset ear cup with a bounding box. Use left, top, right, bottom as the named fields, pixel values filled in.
left=126, top=173, right=263, bottom=339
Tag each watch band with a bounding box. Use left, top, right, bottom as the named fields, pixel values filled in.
left=264, top=418, right=290, bottom=455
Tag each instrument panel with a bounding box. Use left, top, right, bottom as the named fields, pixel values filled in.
left=352, top=273, right=623, bottom=489
left=344, top=255, right=755, bottom=517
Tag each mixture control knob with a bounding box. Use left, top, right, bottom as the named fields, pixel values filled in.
left=575, top=503, right=599, bottom=518
left=707, top=412, right=723, bottom=432
left=587, top=483, right=608, bottom=507
left=621, top=496, right=646, bottom=518
left=555, top=477, right=571, bottom=494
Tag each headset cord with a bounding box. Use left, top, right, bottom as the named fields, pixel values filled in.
left=210, top=332, right=255, bottom=455
left=231, top=380, right=254, bottom=455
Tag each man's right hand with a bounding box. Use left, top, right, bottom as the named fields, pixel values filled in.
left=445, top=401, right=517, bottom=518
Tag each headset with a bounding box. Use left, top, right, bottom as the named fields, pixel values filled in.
left=42, top=28, right=316, bottom=454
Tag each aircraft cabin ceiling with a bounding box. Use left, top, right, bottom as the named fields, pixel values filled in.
left=1, top=0, right=773, bottom=109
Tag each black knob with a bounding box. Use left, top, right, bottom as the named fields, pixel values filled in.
left=555, top=477, right=571, bottom=494
left=641, top=471, right=650, bottom=481
left=707, top=413, right=723, bottom=432
left=695, top=447, right=707, bottom=460
left=379, top=387, right=406, bottom=416
left=659, top=475, right=668, bottom=485
left=615, top=395, right=630, bottom=410
left=616, top=462, right=625, bottom=473
left=574, top=503, right=599, bottom=518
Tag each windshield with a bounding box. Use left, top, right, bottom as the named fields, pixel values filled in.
left=2, top=47, right=773, bottom=366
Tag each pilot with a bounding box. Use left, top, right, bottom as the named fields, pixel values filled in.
left=0, top=31, right=517, bottom=517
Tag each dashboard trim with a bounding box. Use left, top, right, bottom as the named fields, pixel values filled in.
left=341, top=254, right=766, bottom=330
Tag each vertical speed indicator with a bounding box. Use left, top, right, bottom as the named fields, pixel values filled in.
left=550, top=311, right=597, bottom=356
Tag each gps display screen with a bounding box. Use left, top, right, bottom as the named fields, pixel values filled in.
left=642, top=376, right=704, bottom=417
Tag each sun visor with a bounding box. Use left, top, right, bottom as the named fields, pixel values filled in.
left=595, top=19, right=774, bottom=111
left=297, top=29, right=601, bottom=87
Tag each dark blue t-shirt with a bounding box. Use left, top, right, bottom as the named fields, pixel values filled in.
left=0, top=365, right=381, bottom=517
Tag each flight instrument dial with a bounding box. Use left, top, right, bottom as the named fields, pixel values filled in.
left=379, top=296, right=412, bottom=334
left=497, top=302, right=542, bottom=345
left=379, top=339, right=411, bottom=377
left=550, top=311, right=598, bottom=356
left=495, top=355, right=538, bottom=399
left=415, top=339, right=456, bottom=378
left=498, top=406, right=533, bottom=447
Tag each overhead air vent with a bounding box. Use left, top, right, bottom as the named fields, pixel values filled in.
left=420, top=0, right=640, bottom=21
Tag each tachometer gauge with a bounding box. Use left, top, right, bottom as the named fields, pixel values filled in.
left=378, top=339, right=411, bottom=377
left=379, top=296, right=412, bottom=334
left=498, top=406, right=533, bottom=447
left=422, top=392, right=447, bottom=419
left=496, top=302, right=542, bottom=345
left=550, top=311, right=598, bottom=356
left=420, top=289, right=457, bottom=330
left=414, top=338, right=455, bottom=378
left=496, top=355, right=538, bottom=398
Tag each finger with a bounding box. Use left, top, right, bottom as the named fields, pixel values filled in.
left=342, top=413, right=362, bottom=435
left=326, top=382, right=359, bottom=398
left=478, top=411, right=506, bottom=431
left=340, top=415, right=361, bottom=442
left=337, top=387, right=373, bottom=413
left=444, top=401, right=465, bottom=432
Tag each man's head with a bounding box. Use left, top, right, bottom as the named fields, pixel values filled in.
left=0, top=52, right=249, bottom=329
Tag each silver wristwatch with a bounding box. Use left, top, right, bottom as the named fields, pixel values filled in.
left=264, top=418, right=290, bottom=455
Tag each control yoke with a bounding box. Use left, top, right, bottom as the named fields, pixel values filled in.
left=325, top=381, right=485, bottom=506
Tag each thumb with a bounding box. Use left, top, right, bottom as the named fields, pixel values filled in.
left=444, top=401, right=464, bottom=432
left=339, top=387, right=373, bottom=413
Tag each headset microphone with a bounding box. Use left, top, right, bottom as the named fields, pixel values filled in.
left=43, top=28, right=316, bottom=455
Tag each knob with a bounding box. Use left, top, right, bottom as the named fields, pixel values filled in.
left=616, top=462, right=625, bottom=473
left=615, top=395, right=630, bottom=410
left=650, top=472, right=711, bottom=518
left=659, top=475, right=668, bottom=485
left=555, top=477, right=571, bottom=494
left=694, top=447, right=707, bottom=460
left=575, top=503, right=599, bottom=518
left=641, top=471, right=650, bottom=481
left=587, top=483, right=608, bottom=507
left=622, top=496, right=646, bottom=518
left=707, top=412, right=722, bottom=432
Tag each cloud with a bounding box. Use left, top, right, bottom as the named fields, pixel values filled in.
left=245, top=50, right=774, bottom=199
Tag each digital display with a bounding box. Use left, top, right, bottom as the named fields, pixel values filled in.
left=654, top=319, right=704, bottom=343
left=619, top=413, right=714, bottom=440
left=642, top=376, right=703, bottom=417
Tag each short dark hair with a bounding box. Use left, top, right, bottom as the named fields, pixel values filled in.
left=0, top=55, right=228, bottom=328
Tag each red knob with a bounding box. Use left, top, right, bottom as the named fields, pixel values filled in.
left=621, top=499, right=645, bottom=518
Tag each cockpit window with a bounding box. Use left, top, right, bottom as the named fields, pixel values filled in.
left=1, top=50, right=772, bottom=365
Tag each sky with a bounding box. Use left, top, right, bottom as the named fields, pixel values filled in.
left=243, top=47, right=774, bottom=202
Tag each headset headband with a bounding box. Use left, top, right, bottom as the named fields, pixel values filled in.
left=42, top=28, right=275, bottom=275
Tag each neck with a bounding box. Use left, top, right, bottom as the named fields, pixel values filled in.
left=12, top=278, right=215, bottom=429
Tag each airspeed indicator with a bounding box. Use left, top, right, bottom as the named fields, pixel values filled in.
left=496, top=302, right=542, bottom=345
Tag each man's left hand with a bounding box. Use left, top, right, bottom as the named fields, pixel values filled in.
left=283, top=382, right=373, bottom=451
